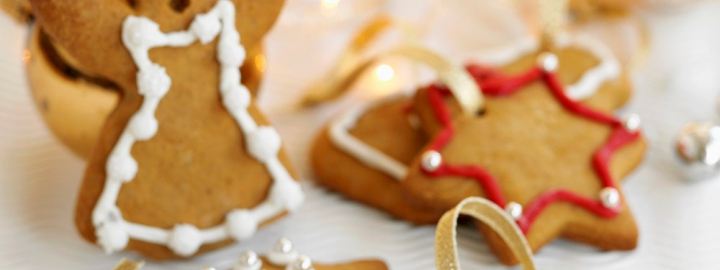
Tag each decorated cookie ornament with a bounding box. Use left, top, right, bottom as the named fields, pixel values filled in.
left=0, top=0, right=31, bottom=22
left=31, top=0, right=302, bottom=259
left=312, top=33, right=633, bottom=227
left=312, top=94, right=446, bottom=224
left=405, top=49, right=646, bottom=264
left=112, top=238, right=388, bottom=270
left=23, top=3, right=267, bottom=159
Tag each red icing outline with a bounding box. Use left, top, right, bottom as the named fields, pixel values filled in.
left=422, top=62, right=640, bottom=233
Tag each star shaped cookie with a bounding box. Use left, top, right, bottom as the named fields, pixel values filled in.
left=405, top=50, right=646, bottom=264
left=312, top=42, right=636, bottom=229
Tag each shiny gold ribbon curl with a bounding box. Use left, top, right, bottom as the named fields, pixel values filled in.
left=435, top=197, right=536, bottom=270
left=301, top=15, right=484, bottom=116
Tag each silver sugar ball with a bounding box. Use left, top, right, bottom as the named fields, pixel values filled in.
left=288, top=255, right=314, bottom=270
left=537, top=52, right=559, bottom=72
left=232, top=251, right=262, bottom=270
left=599, top=187, right=621, bottom=209
left=623, top=114, right=642, bottom=132
left=421, top=150, right=443, bottom=172
left=504, top=202, right=523, bottom=221
left=273, top=238, right=294, bottom=254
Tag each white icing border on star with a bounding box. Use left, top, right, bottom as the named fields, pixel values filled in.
left=329, top=34, right=621, bottom=181
left=468, top=33, right=620, bottom=100
left=92, top=0, right=304, bottom=256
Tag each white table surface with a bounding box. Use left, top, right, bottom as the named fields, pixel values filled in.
left=2, top=1, right=720, bottom=269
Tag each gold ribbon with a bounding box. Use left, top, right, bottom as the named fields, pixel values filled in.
left=112, top=259, right=144, bottom=270
left=435, top=197, right=536, bottom=270
left=626, top=16, right=651, bottom=72
left=301, top=15, right=393, bottom=107
left=301, top=15, right=484, bottom=116
left=538, top=0, right=569, bottom=49
left=533, top=0, right=650, bottom=70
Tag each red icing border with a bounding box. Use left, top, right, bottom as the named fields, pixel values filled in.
left=422, top=62, right=640, bottom=233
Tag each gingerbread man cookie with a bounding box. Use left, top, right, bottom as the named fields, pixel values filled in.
left=405, top=49, right=646, bottom=264
left=32, top=0, right=302, bottom=259
left=311, top=36, right=634, bottom=227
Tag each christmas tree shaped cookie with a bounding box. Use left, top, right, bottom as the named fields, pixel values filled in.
left=31, top=0, right=302, bottom=259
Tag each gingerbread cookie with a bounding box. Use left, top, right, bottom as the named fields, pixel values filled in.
left=0, top=0, right=31, bottom=22
left=113, top=238, right=388, bottom=270
left=312, top=94, right=445, bottom=224
left=404, top=49, right=646, bottom=264
left=569, top=0, right=640, bottom=21
left=237, top=238, right=388, bottom=270
left=311, top=35, right=633, bottom=227
left=26, top=18, right=266, bottom=159
left=32, top=0, right=301, bottom=259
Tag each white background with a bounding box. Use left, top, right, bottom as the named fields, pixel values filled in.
left=2, top=0, right=720, bottom=269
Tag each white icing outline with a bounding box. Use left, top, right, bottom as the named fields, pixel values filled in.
left=328, top=94, right=410, bottom=180
left=92, top=0, right=303, bottom=256
left=468, top=34, right=620, bottom=100
left=329, top=34, right=621, bottom=180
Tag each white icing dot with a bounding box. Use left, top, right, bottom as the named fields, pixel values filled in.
left=191, top=13, right=221, bottom=44
left=270, top=180, right=304, bottom=212
left=247, top=127, right=282, bottom=163
left=128, top=113, right=158, bottom=141
left=168, top=224, right=202, bottom=257
left=218, top=42, right=246, bottom=67
left=226, top=210, right=258, bottom=241
left=96, top=222, right=129, bottom=254
left=222, top=84, right=251, bottom=111
left=122, top=17, right=163, bottom=48
left=137, top=64, right=171, bottom=98
left=106, top=154, right=138, bottom=182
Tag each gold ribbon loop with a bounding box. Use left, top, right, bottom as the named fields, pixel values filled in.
left=539, top=0, right=569, bottom=39
left=382, top=45, right=483, bottom=116
left=301, top=15, right=393, bottom=107
left=435, top=197, right=536, bottom=270
left=301, top=15, right=484, bottom=115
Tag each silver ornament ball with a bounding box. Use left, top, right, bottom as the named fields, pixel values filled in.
left=675, top=122, right=720, bottom=181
